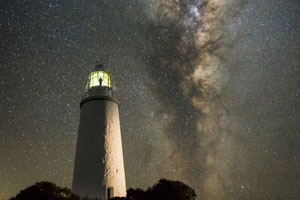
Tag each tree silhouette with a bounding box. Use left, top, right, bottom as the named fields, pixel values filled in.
left=9, top=181, right=80, bottom=200
left=9, top=179, right=195, bottom=200
left=126, top=188, right=146, bottom=200
left=145, top=179, right=196, bottom=200
left=122, top=179, right=196, bottom=200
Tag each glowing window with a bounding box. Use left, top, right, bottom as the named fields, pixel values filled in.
left=86, top=71, right=111, bottom=90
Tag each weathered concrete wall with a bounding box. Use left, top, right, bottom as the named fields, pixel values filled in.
left=104, top=100, right=126, bottom=198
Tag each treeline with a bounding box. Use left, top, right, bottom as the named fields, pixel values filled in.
left=9, top=179, right=196, bottom=200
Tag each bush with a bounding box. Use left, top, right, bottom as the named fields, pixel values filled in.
left=9, top=181, right=80, bottom=200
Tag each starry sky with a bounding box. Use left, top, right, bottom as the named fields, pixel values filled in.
left=0, top=0, right=299, bottom=199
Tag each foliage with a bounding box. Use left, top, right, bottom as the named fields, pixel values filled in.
left=125, top=179, right=196, bottom=200
left=9, top=181, right=80, bottom=200
left=126, top=179, right=196, bottom=200
left=126, top=188, right=146, bottom=200
left=145, top=179, right=196, bottom=200
left=9, top=179, right=196, bottom=200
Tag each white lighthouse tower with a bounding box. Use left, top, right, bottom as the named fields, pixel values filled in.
left=72, top=63, right=126, bottom=199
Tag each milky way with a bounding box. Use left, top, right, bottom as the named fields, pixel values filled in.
left=1, top=0, right=299, bottom=200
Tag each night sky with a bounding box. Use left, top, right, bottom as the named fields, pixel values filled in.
left=1, top=0, right=299, bottom=199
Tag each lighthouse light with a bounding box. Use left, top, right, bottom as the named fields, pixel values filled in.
left=87, top=71, right=111, bottom=90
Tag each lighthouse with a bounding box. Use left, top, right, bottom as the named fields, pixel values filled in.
left=72, top=63, right=126, bottom=199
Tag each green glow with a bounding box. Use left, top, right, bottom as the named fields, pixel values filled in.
left=86, top=71, right=111, bottom=90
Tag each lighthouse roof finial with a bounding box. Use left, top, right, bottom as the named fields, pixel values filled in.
left=95, top=55, right=109, bottom=69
